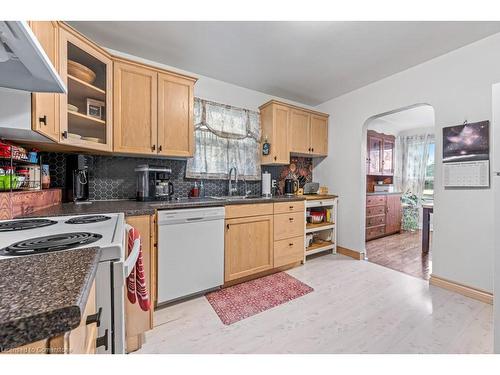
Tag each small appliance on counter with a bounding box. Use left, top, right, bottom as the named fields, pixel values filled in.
left=135, top=164, right=173, bottom=201
left=373, top=183, right=395, bottom=193
left=65, top=154, right=89, bottom=203
left=262, top=171, right=272, bottom=198
left=284, top=173, right=298, bottom=196
left=303, top=182, right=320, bottom=195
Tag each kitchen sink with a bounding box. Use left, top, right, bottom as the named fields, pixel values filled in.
left=209, top=195, right=261, bottom=201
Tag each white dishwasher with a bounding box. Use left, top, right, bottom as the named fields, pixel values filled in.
left=157, top=207, right=225, bottom=304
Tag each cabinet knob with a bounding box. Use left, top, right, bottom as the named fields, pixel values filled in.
left=96, top=329, right=109, bottom=351
left=289, top=206, right=294, bottom=209
left=86, top=307, right=102, bottom=327
left=274, top=156, right=277, bottom=161
left=152, top=145, right=156, bottom=151
left=311, top=148, right=314, bottom=152
left=226, top=224, right=230, bottom=230
left=159, top=145, right=162, bottom=152
left=289, top=217, right=294, bottom=222
left=62, top=131, right=68, bottom=139
left=308, top=147, right=311, bottom=152
left=39, top=115, right=47, bottom=125
left=289, top=243, right=294, bottom=247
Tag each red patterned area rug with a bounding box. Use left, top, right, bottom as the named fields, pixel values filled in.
left=205, top=272, right=313, bottom=325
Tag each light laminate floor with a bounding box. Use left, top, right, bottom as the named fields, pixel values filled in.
left=136, top=255, right=492, bottom=354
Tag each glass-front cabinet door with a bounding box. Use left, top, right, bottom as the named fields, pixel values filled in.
left=59, top=27, right=113, bottom=152
left=382, top=138, right=394, bottom=175
left=367, top=134, right=383, bottom=175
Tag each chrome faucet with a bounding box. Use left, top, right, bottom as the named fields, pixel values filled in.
left=228, top=166, right=238, bottom=196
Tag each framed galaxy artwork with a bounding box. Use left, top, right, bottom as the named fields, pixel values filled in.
left=442, top=120, right=489, bottom=163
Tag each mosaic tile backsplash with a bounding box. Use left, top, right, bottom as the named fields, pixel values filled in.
left=42, top=152, right=313, bottom=201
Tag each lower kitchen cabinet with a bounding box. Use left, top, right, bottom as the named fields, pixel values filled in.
left=223, top=202, right=305, bottom=284
left=365, top=193, right=402, bottom=241
left=124, top=215, right=155, bottom=353
left=48, top=281, right=97, bottom=354
left=274, top=236, right=304, bottom=268
left=224, top=213, right=274, bottom=282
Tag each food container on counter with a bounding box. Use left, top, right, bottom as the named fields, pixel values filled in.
left=309, top=211, right=325, bottom=224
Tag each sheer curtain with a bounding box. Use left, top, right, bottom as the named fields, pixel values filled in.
left=394, top=132, right=434, bottom=199
left=186, top=98, right=261, bottom=180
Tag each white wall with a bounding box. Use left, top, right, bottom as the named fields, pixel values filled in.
left=108, top=49, right=316, bottom=112
left=314, top=33, right=500, bottom=292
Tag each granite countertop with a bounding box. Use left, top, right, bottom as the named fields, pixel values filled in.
left=0, top=248, right=100, bottom=351
left=366, top=191, right=403, bottom=196
left=16, top=196, right=306, bottom=218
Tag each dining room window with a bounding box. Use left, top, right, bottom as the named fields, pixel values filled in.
left=186, top=98, right=261, bottom=180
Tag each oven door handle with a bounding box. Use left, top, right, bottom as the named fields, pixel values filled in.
left=123, top=224, right=141, bottom=278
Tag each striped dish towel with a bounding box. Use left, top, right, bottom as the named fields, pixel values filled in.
left=126, top=227, right=150, bottom=311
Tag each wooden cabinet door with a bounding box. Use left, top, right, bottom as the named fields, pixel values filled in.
left=124, top=215, right=154, bottom=353
left=272, top=104, right=290, bottom=164
left=157, top=73, right=194, bottom=157
left=310, top=114, right=328, bottom=156
left=382, top=138, right=395, bottom=175
left=225, top=215, right=274, bottom=282
left=114, top=62, right=157, bottom=155
left=289, top=109, right=310, bottom=154
left=367, top=133, right=383, bottom=175
left=59, top=27, right=113, bottom=152
left=30, top=21, right=60, bottom=142
left=385, top=194, right=402, bottom=234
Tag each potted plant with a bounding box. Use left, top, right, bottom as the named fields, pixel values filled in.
left=401, top=192, right=421, bottom=231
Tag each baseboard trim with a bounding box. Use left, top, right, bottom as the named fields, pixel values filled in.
left=429, top=274, right=493, bottom=305
left=337, top=246, right=364, bottom=260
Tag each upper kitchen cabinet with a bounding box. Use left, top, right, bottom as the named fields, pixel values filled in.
left=157, top=72, right=195, bottom=157
left=29, top=21, right=60, bottom=142
left=58, top=25, right=113, bottom=152
left=289, top=109, right=310, bottom=154
left=113, top=61, right=158, bottom=155
left=309, top=114, right=328, bottom=156
left=113, top=59, right=197, bottom=157
left=260, top=102, right=290, bottom=165
left=367, top=130, right=395, bottom=176
left=260, top=100, right=329, bottom=165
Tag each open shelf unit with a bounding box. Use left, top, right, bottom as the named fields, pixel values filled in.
left=304, top=197, right=338, bottom=262
left=0, top=144, right=42, bottom=192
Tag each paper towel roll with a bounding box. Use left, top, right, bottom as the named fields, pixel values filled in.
left=262, top=172, right=271, bottom=197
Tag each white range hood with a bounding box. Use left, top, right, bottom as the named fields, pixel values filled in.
left=0, top=21, right=66, bottom=93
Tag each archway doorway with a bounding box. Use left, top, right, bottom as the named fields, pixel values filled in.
left=363, top=104, right=435, bottom=280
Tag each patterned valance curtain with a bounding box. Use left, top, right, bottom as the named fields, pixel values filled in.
left=186, top=98, right=261, bottom=180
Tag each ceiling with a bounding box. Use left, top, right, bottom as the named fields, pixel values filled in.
left=368, top=105, right=435, bottom=135
left=69, top=21, right=500, bottom=106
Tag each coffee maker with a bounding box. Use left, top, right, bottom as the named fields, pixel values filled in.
left=135, top=164, right=174, bottom=201
left=65, top=154, right=90, bottom=203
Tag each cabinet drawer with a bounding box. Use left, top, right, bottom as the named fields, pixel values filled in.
left=366, top=225, right=385, bottom=240
left=274, top=212, right=304, bottom=241
left=366, top=215, right=385, bottom=227
left=366, top=195, right=386, bottom=207
left=225, top=203, right=273, bottom=219
left=366, top=205, right=385, bottom=216
left=274, top=201, right=305, bottom=214
left=274, top=236, right=304, bottom=268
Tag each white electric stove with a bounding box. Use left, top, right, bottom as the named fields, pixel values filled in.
left=0, top=213, right=136, bottom=354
